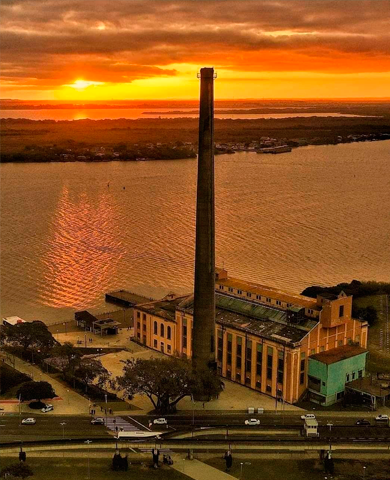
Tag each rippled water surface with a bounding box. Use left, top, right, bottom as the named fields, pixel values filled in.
left=0, top=109, right=368, bottom=121
left=1, top=141, right=390, bottom=324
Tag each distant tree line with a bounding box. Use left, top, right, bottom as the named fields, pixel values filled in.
left=301, top=279, right=390, bottom=326
left=301, top=279, right=390, bottom=299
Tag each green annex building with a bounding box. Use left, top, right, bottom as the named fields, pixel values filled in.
left=308, top=345, right=368, bottom=406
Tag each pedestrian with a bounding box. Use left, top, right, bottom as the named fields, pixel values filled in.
left=202, top=402, right=205, bottom=409
left=101, top=406, right=103, bottom=412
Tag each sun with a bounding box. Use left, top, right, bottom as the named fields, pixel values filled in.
left=63, top=79, right=104, bottom=91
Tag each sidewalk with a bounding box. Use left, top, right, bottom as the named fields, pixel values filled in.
left=171, top=454, right=235, bottom=480
left=0, top=355, right=89, bottom=415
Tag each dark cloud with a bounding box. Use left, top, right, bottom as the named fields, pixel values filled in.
left=1, top=0, right=389, bottom=89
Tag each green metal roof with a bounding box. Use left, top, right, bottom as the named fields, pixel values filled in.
left=216, top=294, right=287, bottom=322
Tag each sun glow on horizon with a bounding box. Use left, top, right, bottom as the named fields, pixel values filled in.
left=63, top=80, right=105, bottom=91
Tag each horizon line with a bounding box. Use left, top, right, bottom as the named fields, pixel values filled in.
left=2, top=97, right=390, bottom=102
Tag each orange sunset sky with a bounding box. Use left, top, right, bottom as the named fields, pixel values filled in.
left=1, top=0, right=390, bottom=100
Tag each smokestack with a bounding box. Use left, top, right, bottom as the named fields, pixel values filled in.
left=192, top=67, right=216, bottom=372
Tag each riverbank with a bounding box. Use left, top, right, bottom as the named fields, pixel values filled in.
left=1, top=116, right=389, bottom=157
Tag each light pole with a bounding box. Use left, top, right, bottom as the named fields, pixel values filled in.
left=60, top=422, right=66, bottom=439
left=240, top=461, right=251, bottom=479
left=84, top=440, right=92, bottom=479
left=63, top=322, right=67, bottom=335
left=66, top=389, right=70, bottom=405
left=191, top=394, right=195, bottom=426
left=105, top=393, right=108, bottom=426
left=327, top=422, right=333, bottom=432
left=18, top=394, right=22, bottom=426
left=363, top=466, right=366, bottom=479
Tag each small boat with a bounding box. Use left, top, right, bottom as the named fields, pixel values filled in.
left=257, top=145, right=292, bottom=154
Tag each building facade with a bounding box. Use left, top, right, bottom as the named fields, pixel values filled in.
left=133, top=269, right=368, bottom=404
left=308, top=345, right=368, bottom=406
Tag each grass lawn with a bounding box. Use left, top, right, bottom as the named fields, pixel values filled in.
left=0, top=457, right=190, bottom=480
left=205, top=457, right=390, bottom=480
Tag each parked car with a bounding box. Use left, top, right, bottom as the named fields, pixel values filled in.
left=375, top=414, right=389, bottom=422
left=245, top=418, right=260, bottom=426
left=301, top=413, right=316, bottom=420
left=356, top=419, right=370, bottom=426
left=153, top=417, right=168, bottom=425
left=41, top=404, right=54, bottom=413
left=91, top=417, right=105, bottom=425
left=21, top=418, right=36, bottom=425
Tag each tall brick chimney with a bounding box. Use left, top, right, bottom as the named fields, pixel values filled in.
left=192, top=67, right=216, bottom=372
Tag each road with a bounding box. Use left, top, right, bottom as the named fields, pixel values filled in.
left=0, top=415, right=109, bottom=443
left=1, top=413, right=389, bottom=444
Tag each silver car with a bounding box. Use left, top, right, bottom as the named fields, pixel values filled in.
left=21, top=418, right=36, bottom=425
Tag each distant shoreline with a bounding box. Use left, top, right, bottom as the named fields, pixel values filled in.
left=2, top=137, right=390, bottom=164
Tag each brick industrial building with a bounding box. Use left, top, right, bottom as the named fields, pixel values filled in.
left=134, top=268, right=368, bottom=404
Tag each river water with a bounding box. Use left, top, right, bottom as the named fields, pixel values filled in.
left=0, top=109, right=368, bottom=121
left=1, top=141, right=390, bottom=324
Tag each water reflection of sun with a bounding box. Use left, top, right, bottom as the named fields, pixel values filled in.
left=39, top=186, right=126, bottom=309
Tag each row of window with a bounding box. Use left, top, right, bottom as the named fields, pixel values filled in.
left=153, top=339, right=172, bottom=354
left=217, top=330, right=285, bottom=385
left=152, top=321, right=172, bottom=339
left=218, top=284, right=298, bottom=310
left=346, top=370, right=363, bottom=383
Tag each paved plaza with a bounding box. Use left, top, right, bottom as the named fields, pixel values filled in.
left=99, top=344, right=302, bottom=414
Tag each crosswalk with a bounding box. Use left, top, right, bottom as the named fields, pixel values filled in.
left=105, top=416, right=141, bottom=433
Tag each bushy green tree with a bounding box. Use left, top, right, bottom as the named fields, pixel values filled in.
left=74, top=358, right=109, bottom=393
left=0, top=321, right=57, bottom=355
left=50, top=342, right=81, bottom=375
left=117, top=357, right=221, bottom=414
left=16, top=381, right=55, bottom=402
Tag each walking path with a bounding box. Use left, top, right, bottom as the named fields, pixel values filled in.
left=171, top=454, right=235, bottom=480
left=0, top=354, right=89, bottom=415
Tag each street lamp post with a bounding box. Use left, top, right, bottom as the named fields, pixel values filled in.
left=327, top=422, right=333, bottom=432
left=84, top=440, right=92, bottom=479
left=18, top=394, right=22, bottom=426
left=191, top=394, right=195, bottom=426
left=363, top=466, right=366, bottom=479
left=105, top=394, right=108, bottom=426
left=60, top=422, right=66, bottom=439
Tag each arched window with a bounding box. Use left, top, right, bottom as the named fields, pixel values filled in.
left=160, top=324, right=165, bottom=337
left=153, top=321, right=157, bottom=335
left=167, top=326, right=171, bottom=340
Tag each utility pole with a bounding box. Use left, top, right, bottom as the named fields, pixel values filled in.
left=84, top=440, right=92, bottom=479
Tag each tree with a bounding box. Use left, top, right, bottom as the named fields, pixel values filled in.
left=116, top=357, right=222, bottom=414
left=50, top=342, right=81, bottom=376
left=16, top=381, right=55, bottom=402
left=1, top=463, right=33, bottom=479
left=74, top=358, right=109, bottom=393
left=0, top=321, right=57, bottom=357
left=353, top=305, right=378, bottom=326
